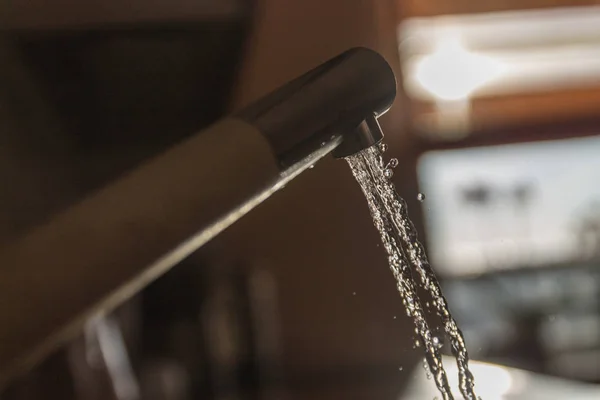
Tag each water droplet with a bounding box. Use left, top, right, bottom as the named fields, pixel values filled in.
left=414, top=339, right=421, bottom=348
left=387, top=158, right=399, bottom=169
left=432, top=336, right=442, bottom=349
left=417, top=192, right=426, bottom=202
left=352, top=292, right=356, bottom=296
left=393, top=316, right=397, bottom=319
left=384, top=169, right=393, bottom=178
left=379, top=143, right=388, bottom=153
left=422, top=359, right=432, bottom=380
left=399, top=366, right=403, bottom=371
left=308, top=164, right=315, bottom=169
left=320, top=141, right=326, bottom=146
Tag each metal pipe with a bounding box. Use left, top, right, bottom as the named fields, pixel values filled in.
left=0, top=47, right=396, bottom=385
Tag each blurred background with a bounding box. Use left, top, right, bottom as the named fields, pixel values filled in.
left=1, top=0, right=600, bottom=399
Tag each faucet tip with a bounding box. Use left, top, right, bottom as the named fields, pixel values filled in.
left=332, top=114, right=383, bottom=158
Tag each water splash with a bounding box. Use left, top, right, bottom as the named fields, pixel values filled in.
left=386, top=158, right=399, bottom=169
left=346, top=144, right=478, bottom=400
left=346, top=153, right=454, bottom=400
left=362, top=146, right=478, bottom=398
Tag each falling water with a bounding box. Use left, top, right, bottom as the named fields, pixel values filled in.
left=346, top=143, right=478, bottom=400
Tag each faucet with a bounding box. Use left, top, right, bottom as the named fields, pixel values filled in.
left=0, top=47, right=396, bottom=385
left=237, top=46, right=395, bottom=164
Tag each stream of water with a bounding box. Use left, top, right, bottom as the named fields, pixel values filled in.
left=346, top=143, right=478, bottom=400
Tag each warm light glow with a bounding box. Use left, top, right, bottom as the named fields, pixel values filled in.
left=402, top=354, right=600, bottom=399
left=414, top=38, right=506, bottom=101
left=470, top=362, right=515, bottom=399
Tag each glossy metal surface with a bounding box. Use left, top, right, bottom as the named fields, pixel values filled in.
left=237, top=47, right=396, bottom=166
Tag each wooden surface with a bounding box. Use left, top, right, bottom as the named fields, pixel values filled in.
left=412, top=85, right=600, bottom=140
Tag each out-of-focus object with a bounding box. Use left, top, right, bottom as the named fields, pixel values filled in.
left=0, top=0, right=247, bottom=30
left=417, top=135, right=600, bottom=381
left=401, top=0, right=600, bottom=17
left=399, top=5, right=600, bottom=138
left=418, top=135, right=600, bottom=275
left=67, top=315, right=141, bottom=400
left=401, top=355, right=600, bottom=399
left=402, top=0, right=600, bottom=390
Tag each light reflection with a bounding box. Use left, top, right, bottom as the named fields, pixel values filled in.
left=417, top=136, right=600, bottom=276
left=412, top=37, right=506, bottom=101
left=401, top=355, right=600, bottom=399
left=471, top=363, right=515, bottom=400
left=401, top=6, right=600, bottom=102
